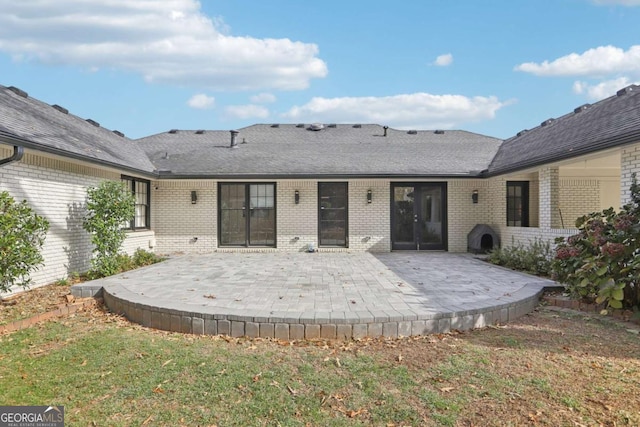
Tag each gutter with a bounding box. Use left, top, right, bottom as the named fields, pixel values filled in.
left=154, top=172, right=486, bottom=180
left=0, top=132, right=156, bottom=179
left=0, top=145, right=23, bottom=168
left=484, top=130, right=640, bottom=178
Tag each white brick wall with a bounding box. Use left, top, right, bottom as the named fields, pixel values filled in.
left=347, top=180, right=390, bottom=252
left=276, top=180, right=318, bottom=251
left=151, top=180, right=216, bottom=254
left=0, top=147, right=155, bottom=291
left=447, top=179, right=491, bottom=252
left=558, top=179, right=600, bottom=228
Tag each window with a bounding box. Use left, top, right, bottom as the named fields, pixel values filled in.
left=506, top=181, right=529, bottom=227
left=318, top=182, right=348, bottom=247
left=121, top=176, right=150, bottom=230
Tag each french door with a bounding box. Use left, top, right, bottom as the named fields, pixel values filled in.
left=219, top=183, right=276, bottom=247
left=391, top=183, right=447, bottom=250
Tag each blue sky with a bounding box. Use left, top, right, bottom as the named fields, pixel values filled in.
left=0, top=0, right=639, bottom=139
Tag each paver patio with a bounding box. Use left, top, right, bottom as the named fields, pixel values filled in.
left=72, top=252, right=557, bottom=340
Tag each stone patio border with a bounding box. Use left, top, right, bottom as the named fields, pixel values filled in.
left=97, top=283, right=544, bottom=340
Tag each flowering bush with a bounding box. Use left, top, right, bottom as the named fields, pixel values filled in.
left=551, top=173, right=640, bottom=311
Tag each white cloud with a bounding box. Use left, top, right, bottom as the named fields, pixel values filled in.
left=250, top=93, right=277, bottom=104
left=592, top=0, right=640, bottom=5
left=225, top=104, right=270, bottom=119
left=0, top=0, right=327, bottom=91
left=434, top=53, right=453, bottom=67
left=573, top=77, right=638, bottom=100
left=282, top=93, right=508, bottom=129
left=514, top=45, right=640, bottom=77
left=187, top=93, right=215, bottom=109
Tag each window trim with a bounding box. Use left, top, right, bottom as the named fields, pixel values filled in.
left=506, top=181, right=529, bottom=227
left=217, top=182, right=277, bottom=248
left=121, top=175, right=151, bottom=230
left=318, top=182, right=349, bottom=247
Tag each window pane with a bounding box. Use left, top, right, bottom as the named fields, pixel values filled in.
left=319, top=183, right=347, bottom=246
left=506, top=182, right=529, bottom=227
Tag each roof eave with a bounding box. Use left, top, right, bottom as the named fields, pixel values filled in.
left=154, top=172, right=485, bottom=180
left=0, top=131, right=157, bottom=179
left=485, top=130, right=640, bottom=177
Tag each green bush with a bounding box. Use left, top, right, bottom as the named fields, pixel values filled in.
left=132, top=248, right=164, bottom=267
left=551, top=173, right=640, bottom=311
left=83, top=181, right=135, bottom=278
left=0, top=191, right=49, bottom=293
left=487, top=238, right=553, bottom=277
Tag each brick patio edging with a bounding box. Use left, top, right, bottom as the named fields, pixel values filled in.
left=0, top=297, right=102, bottom=334
left=542, top=294, right=640, bottom=326
left=95, top=285, right=545, bottom=340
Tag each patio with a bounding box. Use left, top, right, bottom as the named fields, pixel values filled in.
left=71, top=252, right=557, bottom=340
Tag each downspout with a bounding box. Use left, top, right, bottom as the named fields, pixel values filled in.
left=0, top=146, right=24, bottom=168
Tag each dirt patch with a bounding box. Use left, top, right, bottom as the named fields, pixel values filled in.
left=0, top=284, right=72, bottom=325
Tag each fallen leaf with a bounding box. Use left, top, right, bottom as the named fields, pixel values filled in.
left=439, top=387, right=455, bottom=393
left=253, top=373, right=262, bottom=382
left=80, top=360, right=87, bottom=366
left=347, top=408, right=367, bottom=418
left=396, top=354, right=403, bottom=362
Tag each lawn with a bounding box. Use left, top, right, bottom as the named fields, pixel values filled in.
left=1, top=303, right=639, bottom=426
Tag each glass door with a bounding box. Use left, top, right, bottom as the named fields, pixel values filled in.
left=318, top=182, right=348, bottom=247
left=391, top=183, right=447, bottom=250
left=219, top=183, right=276, bottom=247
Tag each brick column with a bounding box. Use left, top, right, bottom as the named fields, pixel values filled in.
left=621, top=143, right=640, bottom=205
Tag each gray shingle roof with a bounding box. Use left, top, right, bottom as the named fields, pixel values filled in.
left=135, top=124, right=503, bottom=178
left=488, top=85, right=640, bottom=175
left=0, top=85, right=156, bottom=174
left=2, top=82, right=639, bottom=180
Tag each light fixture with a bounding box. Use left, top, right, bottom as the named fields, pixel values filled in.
left=472, top=189, right=479, bottom=204
left=294, top=190, right=300, bottom=204
left=367, top=189, right=372, bottom=204
left=191, top=190, right=198, bottom=204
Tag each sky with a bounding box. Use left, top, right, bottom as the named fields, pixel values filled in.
left=0, top=0, right=639, bottom=140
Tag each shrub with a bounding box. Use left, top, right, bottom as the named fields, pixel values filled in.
left=83, top=181, right=135, bottom=278
left=487, top=238, right=553, bottom=276
left=132, top=248, right=164, bottom=267
left=0, top=191, right=50, bottom=293
left=551, top=173, right=640, bottom=311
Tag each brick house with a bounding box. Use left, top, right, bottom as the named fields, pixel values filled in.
left=1, top=84, right=639, bottom=290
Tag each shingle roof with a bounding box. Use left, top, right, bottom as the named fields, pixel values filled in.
left=0, top=85, right=156, bottom=174
left=488, top=84, right=640, bottom=175
left=135, top=124, right=503, bottom=178
left=2, top=82, right=639, bottom=180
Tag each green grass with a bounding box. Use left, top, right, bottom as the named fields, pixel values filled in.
left=1, top=308, right=640, bottom=426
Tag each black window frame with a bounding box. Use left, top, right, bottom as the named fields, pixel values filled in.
left=121, top=175, right=151, bottom=230
left=318, top=182, right=349, bottom=247
left=506, top=181, right=529, bottom=227
left=217, top=182, right=277, bottom=248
